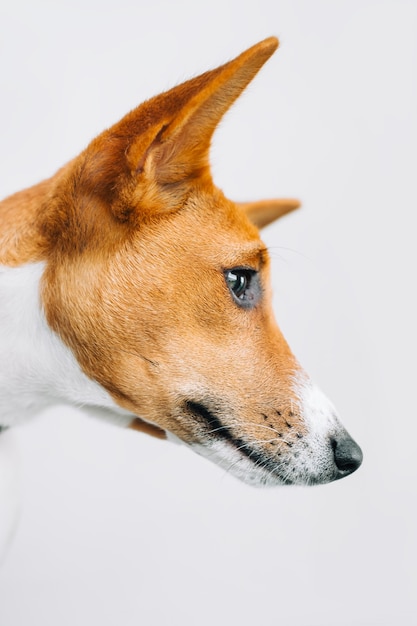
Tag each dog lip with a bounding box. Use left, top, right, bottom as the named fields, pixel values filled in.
left=184, top=399, right=286, bottom=478
left=184, top=400, right=224, bottom=434
left=183, top=402, right=358, bottom=486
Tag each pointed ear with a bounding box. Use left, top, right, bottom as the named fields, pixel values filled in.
left=80, top=37, right=279, bottom=221
left=238, top=198, right=301, bottom=229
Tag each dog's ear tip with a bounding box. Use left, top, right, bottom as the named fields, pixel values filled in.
left=259, top=36, right=280, bottom=51
left=288, top=198, right=302, bottom=210
left=238, top=197, right=301, bottom=229
left=243, top=36, right=279, bottom=64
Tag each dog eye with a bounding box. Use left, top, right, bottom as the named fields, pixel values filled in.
left=224, top=269, right=260, bottom=308
left=226, top=270, right=248, bottom=298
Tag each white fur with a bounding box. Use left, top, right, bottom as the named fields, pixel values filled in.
left=191, top=439, right=275, bottom=486
left=0, top=262, right=133, bottom=429
left=0, top=262, right=139, bottom=561
left=296, top=378, right=340, bottom=438
left=291, top=378, right=347, bottom=484
left=190, top=379, right=348, bottom=487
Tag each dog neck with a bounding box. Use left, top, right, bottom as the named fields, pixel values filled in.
left=0, top=262, right=133, bottom=429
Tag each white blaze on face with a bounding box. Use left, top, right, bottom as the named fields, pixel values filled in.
left=287, top=374, right=362, bottom=485
left=284, top=377, right=346, bottom=484
left=295, top=378, right=341, bottom=439
left=186, top=376, right=361, bottom=487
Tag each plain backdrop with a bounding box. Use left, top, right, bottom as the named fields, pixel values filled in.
left=0, top=1, right=416, bottom=625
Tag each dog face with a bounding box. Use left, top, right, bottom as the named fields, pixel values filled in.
left=40, top=38, right=362, bottom=485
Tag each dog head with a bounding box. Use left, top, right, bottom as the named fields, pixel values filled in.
left=41, top=38, right=362, bottom=486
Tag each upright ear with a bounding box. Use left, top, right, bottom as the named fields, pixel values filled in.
left=238, top=198, right=301, bottom=229
left=79, top=37, right=279, bottom=221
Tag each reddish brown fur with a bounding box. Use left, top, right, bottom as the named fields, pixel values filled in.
left=0, top=38, right=305, bottom=447
left=0, top=179, right=53, bottom=265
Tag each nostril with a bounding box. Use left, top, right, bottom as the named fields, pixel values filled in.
left=331, top=436, right=363, bottom=475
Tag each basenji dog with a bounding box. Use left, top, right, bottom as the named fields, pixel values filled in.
left=0, top=37, right=362, bottom=504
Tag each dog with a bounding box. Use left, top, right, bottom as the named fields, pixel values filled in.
left=0, top=37, right=362, bottom=504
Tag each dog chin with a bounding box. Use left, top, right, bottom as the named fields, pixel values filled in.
left=188, top=439, right=339, bottom=488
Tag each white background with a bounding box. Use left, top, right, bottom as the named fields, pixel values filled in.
left=0, top=1, right=416, bottom=625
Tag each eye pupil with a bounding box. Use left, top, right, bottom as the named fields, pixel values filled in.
left=226, top=270, right=248, bottom=298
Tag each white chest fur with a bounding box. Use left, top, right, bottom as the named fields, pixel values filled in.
left=0, top=262, right=132, bottom=428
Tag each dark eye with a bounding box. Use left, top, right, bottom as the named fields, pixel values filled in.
left=224, top=268, right=260, bottom=308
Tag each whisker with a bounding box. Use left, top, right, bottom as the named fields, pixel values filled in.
left=220, top=434, right=293, bottom=476
left=203, top=425, right=235, bottom=437
left=266, top=245, right=312, bottom=263
left=223, top=443, right=286, bottom=482
left=202, top=418, right=291, bottom=440
left=219, top=455, right=245, bottom=481
left=222, top=445, right=259, bottom=479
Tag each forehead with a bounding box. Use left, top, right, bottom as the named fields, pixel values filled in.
left=131, top=188, right=268, bottom=269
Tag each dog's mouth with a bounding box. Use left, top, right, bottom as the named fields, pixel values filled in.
left=183, top=399, right=297, bottom=485
left=181, top=397, right=362, bottom=487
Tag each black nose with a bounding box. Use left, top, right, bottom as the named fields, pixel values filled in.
left=331, top=435, right=363, bottom=477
